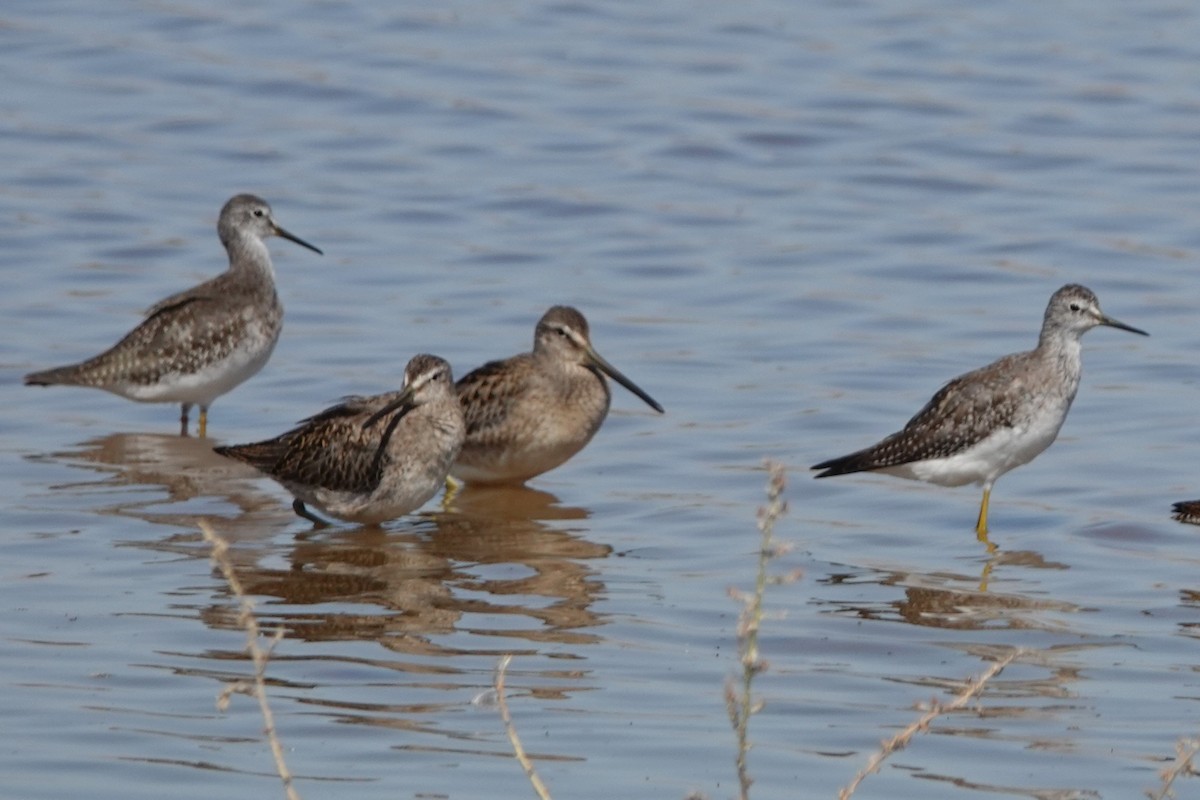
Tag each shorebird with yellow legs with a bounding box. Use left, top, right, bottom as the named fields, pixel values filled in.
left=813, top=284, right=1146, bottom=546
left=24, top=194, right=321, bottom=437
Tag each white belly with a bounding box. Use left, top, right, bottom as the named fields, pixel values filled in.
left=120, top=335, right=278, bottom=407
left=884, top=409, right=1067, bottom=488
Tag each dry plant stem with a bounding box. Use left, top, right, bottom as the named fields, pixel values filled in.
left=725, top=461, right=789, bottom=800
left=838, top=649, right=1023, bottom=800
left=1149, top=737, right=1200, bottom=800
left=496, top=655, right=554, bottom=800
left=199, top=520, right=300, bottom=800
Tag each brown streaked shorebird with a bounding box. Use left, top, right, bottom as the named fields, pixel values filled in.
left=24, top=194, right=322, bottom=437
left=452, top=305, right=664, bottom=486
left=812, top=284, right=1146, bottom=543
left=214, top=354, right=465, bottom=526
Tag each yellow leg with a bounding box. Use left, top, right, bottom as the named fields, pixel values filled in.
left=198, top=407, right=208, bottom=439
left=442, top=474, right=462, bottom=509
left=978, top=559, right=994, bottom=592
left=974, top=486, right=991, bottom=542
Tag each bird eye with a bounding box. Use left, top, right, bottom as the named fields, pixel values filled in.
left=253, top=209, right=265, bottom=218
left=1069, top=302, right=1081, bottom=311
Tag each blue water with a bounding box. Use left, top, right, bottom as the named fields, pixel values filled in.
left=4, top=1, right=1200, bottom=798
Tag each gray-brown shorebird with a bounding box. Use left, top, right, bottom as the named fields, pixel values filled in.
left=24, top=194, right=321, bottom=437
left=214, top=354, right=465, bottom=525
left=452, top=305, right=663, bottom=486
left=812, top=284, right=1146, bottom=542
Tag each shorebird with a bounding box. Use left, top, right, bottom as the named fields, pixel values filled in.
left=812, top=284, right=1146, bottom=541
left=214, top=354, right=465, bottom=525
left=452, top=305, right=663, bottom=485
left=24, top=194, right=321, bottom=437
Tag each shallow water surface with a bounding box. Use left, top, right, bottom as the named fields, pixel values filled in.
left=4, top=1, right=1200, bottom=798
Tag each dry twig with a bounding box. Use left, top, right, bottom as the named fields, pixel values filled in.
left=725, top=461, right=798, bottom=800
left=495, top=655, right=554, bottom=800
left=838, top=648, right=1024, bottom=799
left=200, top=520, right=299, bottom=800
left=1148, top=737, right=1200, bottom=799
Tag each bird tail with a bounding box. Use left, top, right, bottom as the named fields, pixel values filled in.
left=811, top=451, right=872, bottom=478
left=214, top=440, right=284, bottom=471
left=24, top=364, right=87, bottom=387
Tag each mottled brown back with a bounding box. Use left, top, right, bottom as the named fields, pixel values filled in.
left=24, top=270, right=277, bottom=389
left=455, top=354, right=534, bottom=441
left=813, top=353, right=1026, bottom=476
left=215, top=396, right=392, bottom=494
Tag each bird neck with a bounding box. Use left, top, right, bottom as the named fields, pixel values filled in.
left=1036, top=330, right=1084, bottom=392
left=225, top=234, right=277, bottom=283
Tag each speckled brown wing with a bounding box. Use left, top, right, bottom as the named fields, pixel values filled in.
left=212, top=436, right=286, bottom=472
left=129, top=268, right=276, bottom=376
left=813, top=355, right=1025, bottom=477
left=455, top=355, right=533, bottom=442
left=216, top=396, right=386, bottom=494
left=27, top=271, right=258, bottom=388
left=110, top=292, right=240, bottom=379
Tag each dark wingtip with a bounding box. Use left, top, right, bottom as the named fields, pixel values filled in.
left=811, top=462, right=844, bottom=479
left=24, top=363, right=85, bottom=386
left=213, top=443, right=259, bottom=466
left=1172, top=500, right=1200, bottom=524
left=810, top=455, right=865, bottom=479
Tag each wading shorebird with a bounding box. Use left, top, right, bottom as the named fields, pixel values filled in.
left=214, top=354, right=465, bottom=526
left=452, top=305, right=664, bottom=486
left=812, top=284, right=1146, bottom=543
left=24, top=194, right=322, bottom=437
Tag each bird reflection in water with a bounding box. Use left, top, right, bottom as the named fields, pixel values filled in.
left=199, top=485, right=609, bottom=653
left=820, top=551, right=1073, bottom=628
left=27, top=431, right=286, bottom=532
left=30, top=434, right=610, bottom=650
left=33, top=434, right=614, bottom=730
